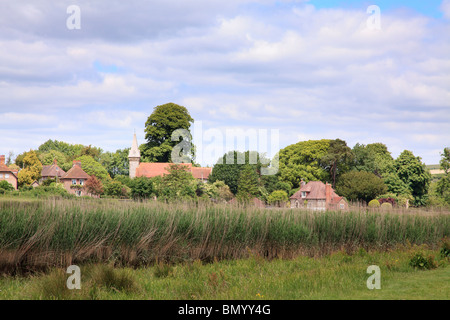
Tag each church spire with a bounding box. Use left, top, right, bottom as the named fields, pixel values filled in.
left=128, top=133, right=141, bottom=179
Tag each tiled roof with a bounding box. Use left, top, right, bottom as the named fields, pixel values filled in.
left=135, top=163, right=211, bottom=180
left=0, top=155, right=17, bottom=178
left=41, top=162, right=66, bottom=178
left=290, top=181, right=342, bottom=201
left=62, top=161, right=90, bottom=180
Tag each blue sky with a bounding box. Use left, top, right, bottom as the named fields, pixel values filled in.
left=0, top=0, right=449, bottom=166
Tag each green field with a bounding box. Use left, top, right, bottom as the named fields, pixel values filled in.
left=0, top=247, right=448, bottom=300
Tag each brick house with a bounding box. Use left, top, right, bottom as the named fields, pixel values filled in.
left=290, top=180, right=348, bottom=211
left=0, top=155, right=18, bottom=190
left=60, top=160, right=90, bottom=196
left=40, top=159, right=66, bottom=183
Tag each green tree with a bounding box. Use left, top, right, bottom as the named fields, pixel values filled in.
left=321, top=139, right=353, bottom=188
left=436, top=147, right=450, bottom=205
left=278, top=139, right=330, bottom=188
left=104, top=180, right=127, bottom=198
left=141, top=103, right=195, bottom=163
left=267, top=190, right=289, bottom=207
left=160, top=164, right=197, bottom=200
left=236, top=164, right=260, bottom=202
left=75, top=155, right=111, bottom=183
left=100, top=148, right=130, bottom=178
left=351, top=142, right=394, bottom=177
left=336, top=171, right=387, bottom=204
left=208, top=151, right=268, bottom=195
left=130, top=176, right=155, bottom=199
left=0, top=180, right=14, bottom=192
left=38, top=139, right=85, bottom=160
left=394, top=150, right=431, bottom=206
left=17, top=150, right=42, bottom=187
left=38, top=150, right=70, bottom=170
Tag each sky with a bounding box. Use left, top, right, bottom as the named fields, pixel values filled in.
left=1, top=0, right=449, bottom=166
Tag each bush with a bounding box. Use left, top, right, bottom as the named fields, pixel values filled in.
left=368, top=199, right=380, bottom=208
left=0, top=180, right=15, bottom=191
left=440, top=238, right=450, bottom=258
left=409, top=253, right=437, bottom=270
left=380, top=202, right=393, bottom=211
left=267, top=190, right=289, bottom=207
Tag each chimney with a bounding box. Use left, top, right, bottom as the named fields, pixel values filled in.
left=73, top=160, right=82, bottom=167
left=0, top=155, right=5, bottom=165
left=53, top=158, right=57, bottom=165
left=300, top=179, right=306, bottom=187
left=325, top=182, right=331, bottom=207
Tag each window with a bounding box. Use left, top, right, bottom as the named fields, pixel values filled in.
left=301, top=192, right=306, bottom=198
left=79, top=179, right=84, bottom=185
left=0, top=173, right=3, bottom=178
left=340, top=203, right=345, bottom=209
left=72, top=179, right=77, bottom=185
left=75, top=191, right=81, bottom=197
left=4, top=174, right=9, bottom=179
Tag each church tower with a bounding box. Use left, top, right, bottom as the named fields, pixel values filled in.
left=128, top=133, right=141, bottom=179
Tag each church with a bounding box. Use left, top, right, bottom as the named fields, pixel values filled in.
left=128, top=133, right=212, bottom=182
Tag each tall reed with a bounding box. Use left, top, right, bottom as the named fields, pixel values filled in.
left=0, top=198, right=448, bottom=273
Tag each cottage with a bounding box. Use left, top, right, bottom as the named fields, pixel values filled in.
left=60, top=160, right=90, bottom=196
left=40, top=159, right=66, bottom=183
left=290, top=180, right=348, bottom=211
left=128, top=133, right=212, bottom=181
left=0, top=155, right=18, bottom=190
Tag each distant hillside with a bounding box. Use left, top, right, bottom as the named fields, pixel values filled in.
left=427, top=164, right=445, bottom=175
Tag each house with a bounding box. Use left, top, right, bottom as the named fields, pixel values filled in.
left=0, top=155, right=18, bottom=190
left=290, top=180, right=348, bottom=211
left=60, top=160, right=90, bottom=196
left=128, top=133, right=212, bottom=181
left=40, top=159, right=66, bottom=183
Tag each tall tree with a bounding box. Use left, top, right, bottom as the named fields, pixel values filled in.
left=436, top=147, right=450, bottom=204
left=100, top=148, right=130, bottom=178
left=141, top=103, right=194, bottom=163
left=394, top=150, right=431, bottom=206
left=336, top=171, right=387, bottom=203
left=278, top=139, right=331, bottom=188
left=236, top=164, right=261, bottom=202
left=320, top=139, right=353, bottom=188
left=17, top=150, right=42, bottom=187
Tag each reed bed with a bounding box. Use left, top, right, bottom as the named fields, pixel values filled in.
left=0, top=198, right=449, bottom=274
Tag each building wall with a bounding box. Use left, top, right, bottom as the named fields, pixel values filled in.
left=62, top=178, right=87, bottom=196
left=129, top=157, right=140, bottom=179
left=0, top=172, right=17, bottom=190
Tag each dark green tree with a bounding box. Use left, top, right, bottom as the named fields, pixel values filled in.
left=320, top=139, right=353, bottom=188
left=130, top=176, right=154, bottom=199
left=394, top=150, right=431, bottom=206
left=436, top=147, right=450, bottom=205
left=236, top=164, right=261, bottom=202
left=336, top=171, right=387, bottom=203
left=160, top=164, right=197, bottom=200
left=141, top=103, right=194, bottom=163
left=100, top=148, right=130, bottom=178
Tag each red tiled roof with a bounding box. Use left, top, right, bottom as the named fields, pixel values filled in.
left=135, top=163, right=211, bottom=180
left=62, top=162, right=90, bottom=180
left=290, top=181, right=342, bottom=201
left=41, top=163, right=66, bottom=178
left=0, top=155, right=17, bottom=178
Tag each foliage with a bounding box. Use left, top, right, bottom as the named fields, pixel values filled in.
left=436, top=147, right=450, bottom=205
left=84, top=175, right=104, bottom=197
left=351, top=142, right=394, bottom=177
left=368, top=199, right=380, bottom=208
left=236, top=164, right=261, bottom=202
left=440, top=238, right=450, bottom=258
left=208, top=151, right=268, bottom=195
left=104, top=180, right=128, bottom=198
left=409, top=253, right=437, bottom=270
left=394, top=150, right=431, bottom=206
left=75, top=155, right=111, bottom=183
left=38, top=150, right=70, bottom=171
left=380, top=202, right=393, bottom=210
left=278, top=139, right=330, bottom=188
left=267, top=190, right=289, bottom=207
left=160, top=164, right=197, bottom=200
left=336, top=171, right=387, bottom=203
left=141, top=103, right=194, bottom=163
left=100, top=149, right=130, bottom=179
left=320, top=139, right=353, bottom=188
left=37, top=139, right=86, bottom=160
left=17, top=150, right=42, bottom=188
left=378, top=197, right=396, bottom=206
left=130, top=176, right=155, bottom=199
left=203, top=181, right=234, bottom=202
left=0, top=180, right=14, bottom=192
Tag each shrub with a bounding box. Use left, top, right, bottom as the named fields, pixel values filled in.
left=91, top=265, right=137, bottom=293
left=153, top=261, right=173, bottom=278
left=380, top=202, right=393, bottom=211
left=267, top=190, right=289, bottom=207
left=0, top=180, right=15, bottom=191
left=440, top=238, right=450, bottom=258
left=368, top=199, right=380, bottom=208
left=409, top=253, right=437, bottom=270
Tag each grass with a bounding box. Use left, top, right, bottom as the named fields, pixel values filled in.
left=0, top=247, right=448, bottom=300
left=0, top=197, right=449, bottom=273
